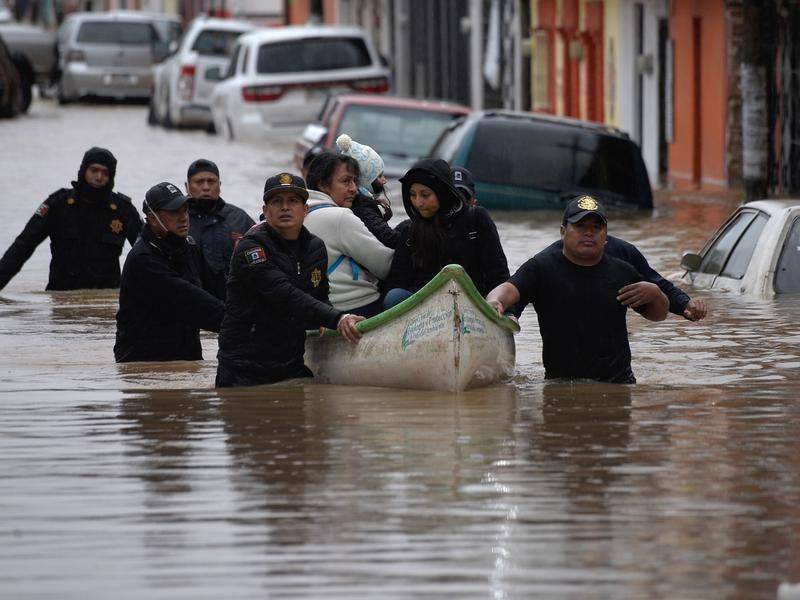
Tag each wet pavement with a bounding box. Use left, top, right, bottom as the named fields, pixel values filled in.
left=1, top=100, right=799, bottom=598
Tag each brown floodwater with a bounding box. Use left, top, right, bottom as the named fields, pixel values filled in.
left=1, top=102, right=799, bottom=598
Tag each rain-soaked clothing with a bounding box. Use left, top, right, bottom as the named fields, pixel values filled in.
left=546, top=235, right=692, bottom=316
left=0, top=146, right=141, bottom=291
left=510, top=250, right=645, bottom=383
left=351, top=191, right=398, bottom=249
left=114, top=227, right=224, bottom=363
left=216, top=222, right=342, bottom=388
left=0, top=187, right=141, bottom=290
left=187, top=197, right=254, bottom=281
left=385, top=158, right=509, bottom=296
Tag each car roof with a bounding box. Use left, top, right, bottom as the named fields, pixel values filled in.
left=329, top=93, right=470, bottom=113
left=742, top=199, right=800, bottom=214
left=238, top=25, right=368, bottom=45
left=65, top=10, right=181, bottom=23
left=189, top=16, right=255, bottom=32
left=466, top=109, right=632, bottom=140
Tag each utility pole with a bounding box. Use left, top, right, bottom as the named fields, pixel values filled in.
left=740, top=0, right=769, bottom=200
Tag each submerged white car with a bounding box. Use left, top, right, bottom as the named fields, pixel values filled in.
left=150, top=16, right=254, bottom=128
left=679, top=199, right=800, bottom=296
left=210, top=25, right=389, bottom=140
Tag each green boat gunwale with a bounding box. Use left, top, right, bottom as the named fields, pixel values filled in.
left=307, top=264, right=520, bottom=339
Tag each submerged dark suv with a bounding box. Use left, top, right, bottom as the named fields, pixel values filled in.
left=430, top=110, right=653, bottom=210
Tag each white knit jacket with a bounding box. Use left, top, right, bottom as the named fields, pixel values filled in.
left=304, top=190, right=394, bottom=311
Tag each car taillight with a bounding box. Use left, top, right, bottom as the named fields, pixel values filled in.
left=66, top=49, right=85, bottom=63
left=178, top=64, right=196, bottom=101
left=242, top=84, right=284, bottom=102
left=350, top=77, right=389, bottom=93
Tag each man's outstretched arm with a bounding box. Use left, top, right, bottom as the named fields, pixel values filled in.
left=486, top=282, right=521, bottom=317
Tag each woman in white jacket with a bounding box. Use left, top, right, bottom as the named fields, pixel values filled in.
left=303, top=152, right=394, bottom=317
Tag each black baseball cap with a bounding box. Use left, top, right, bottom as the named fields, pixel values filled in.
left=263, top=172, right=309, bottom=202
left=562, top=194, right=607, bottom=225
left=451, top=166, right=475, bottom=199
left=143, top=182, right=189, bottom=213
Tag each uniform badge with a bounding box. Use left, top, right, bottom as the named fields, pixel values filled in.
left=110, top=219, right=123, bottom=234
left=310, top=268, right=322, bottom=288
left=34, top=203, right=49, bottom=217
left=244, top=247, right=267, bottom=266
left=110, top=203, right=117, bottom=210
left=280, top=173, right=292, bottom=185
left=67, top=198, right=75, bottom=206
left=577, top=195, right=599, bottom=211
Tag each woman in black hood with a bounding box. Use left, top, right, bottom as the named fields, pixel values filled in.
left=383, top=158, right=509, bottom=308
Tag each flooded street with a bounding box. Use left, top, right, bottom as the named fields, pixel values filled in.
left=2, top=101, right=800, bottom=598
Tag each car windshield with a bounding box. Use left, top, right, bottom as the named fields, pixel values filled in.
left=336, top=105, right=462, bottom=163
left=192, top=29, right=243, bottom=57
left=256, top=37, right=371, bottom=74
left=76, top=21, right=154, bottom=45
left=464, top=119, right=642, bottom=201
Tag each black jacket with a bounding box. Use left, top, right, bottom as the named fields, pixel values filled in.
left=216, top=222, right=343, bottom=387
left=546, top=235, right=692, bottom=316
left=187, top=197, right=255, bottom=281
left=0, top=187, right=142, bottom=290
left=114, top=227, right=225, bottom=362
left=351, top=191, right=399, bottom=249
left=386, top=158, right=509, bottom=295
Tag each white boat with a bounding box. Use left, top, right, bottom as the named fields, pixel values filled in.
left=305, top=264, right=519, bottom=391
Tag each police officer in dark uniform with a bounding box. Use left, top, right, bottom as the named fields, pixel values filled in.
left=184, top=158, right=255, bottom=282
left=0, top=147, right=142, bottom=291
left=216, top=172, right=364, bottom=388
left=114, top=182, right=225, bottom=363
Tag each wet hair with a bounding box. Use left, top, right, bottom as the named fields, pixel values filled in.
left=306, top=151, right=360, bottom=192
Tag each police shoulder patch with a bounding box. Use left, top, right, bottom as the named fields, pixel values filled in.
left=34, top=203, right=49, bottom=217
left=244, top=246, right=267, bottom=266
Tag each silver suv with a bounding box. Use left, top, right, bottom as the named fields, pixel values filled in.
left=57, top=11, right=180, bottom=103
left=149, top=15, right=254, bottom=128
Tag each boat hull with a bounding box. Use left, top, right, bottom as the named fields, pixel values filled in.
left=305, top=265, right=518, bottom=391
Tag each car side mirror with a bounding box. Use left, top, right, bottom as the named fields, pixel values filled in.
left=205, top=66, right=224, bottom=81
left=379, top=54, right=390, bottom=68
left=302, top=123, right=327, bottom=144
left=680, top=252, right=702, bottom=272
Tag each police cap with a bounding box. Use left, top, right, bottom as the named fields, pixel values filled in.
left=143, top=182, right=189, bottom=213
left=562, top=195, right=607, bottom=225
left=263, top=172, right=309, bottom=202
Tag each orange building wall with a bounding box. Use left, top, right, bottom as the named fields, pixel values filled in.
left=286, top=0, right=338, bottom=25
left=668, top=0, right=728, bottom=189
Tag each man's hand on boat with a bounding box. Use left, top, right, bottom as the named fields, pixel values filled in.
left=336, top=313, right=365, bottom=343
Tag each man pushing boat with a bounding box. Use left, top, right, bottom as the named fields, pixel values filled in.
left=215, top=172, right=364, bottom=388
left=486, top=195, right=669, bottom=384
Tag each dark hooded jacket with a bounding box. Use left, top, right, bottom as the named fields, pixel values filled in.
left=187, top=197, right=255, bottom=282
left=384, top=158, right=509, bottom=295
left=0, top=147, right=142, bottom=291
left=351, top=189, right=399, bottom=249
